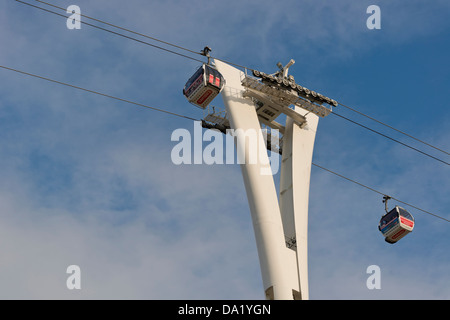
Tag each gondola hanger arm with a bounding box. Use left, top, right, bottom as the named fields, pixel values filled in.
left=382, top=195, right=392, bottom=214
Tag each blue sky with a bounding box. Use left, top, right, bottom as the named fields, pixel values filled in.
left=0, top=0, right=449, bottom=299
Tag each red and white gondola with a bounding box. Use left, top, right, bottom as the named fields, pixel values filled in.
left=183, top=64, right=225, bottom=109
left=378, top=205, right=415, bottom=244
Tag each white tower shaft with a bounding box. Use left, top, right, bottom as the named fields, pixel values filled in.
left=279, top=113, right=319, bottom=300
left=214, top=60, right=319, bottom=300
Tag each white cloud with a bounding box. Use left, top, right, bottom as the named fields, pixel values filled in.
left=0, top=134, right=263, bottom=299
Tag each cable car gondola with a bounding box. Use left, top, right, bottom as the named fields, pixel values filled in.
left=378, top=196, right=415, bottom=244
left=183, top=63, right=225, bottom=109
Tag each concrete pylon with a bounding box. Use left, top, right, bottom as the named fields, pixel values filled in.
left=214, top=60, right=318, bottom=300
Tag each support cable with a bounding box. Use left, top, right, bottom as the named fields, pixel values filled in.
left=15, top=0, right=448, bottom=160
left=0, top=65, right=199, bottom=121
left=311, top=163, right=450, bottom=223
left=17, top=0, right=449, bottom=162
left=338, top=101, right=449, bottom=156
left=0, top=64, right=448, bottom=223
left=331, top=112, right=449, bottom=166
left=15, top=0, right=204, bottom=64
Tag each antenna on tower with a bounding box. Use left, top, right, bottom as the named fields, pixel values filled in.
left=276, top=59, right=295, bottom=80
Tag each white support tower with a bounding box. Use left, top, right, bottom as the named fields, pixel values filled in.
left=213, top=59, right=332, bottom=300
